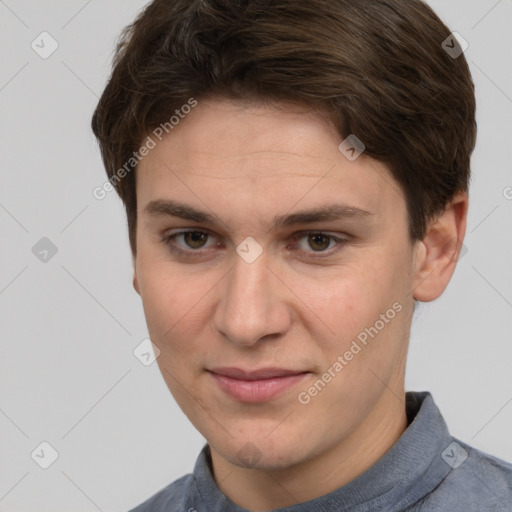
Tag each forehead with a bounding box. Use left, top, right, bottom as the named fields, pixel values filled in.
left=136, top=98, right=406, bottom=229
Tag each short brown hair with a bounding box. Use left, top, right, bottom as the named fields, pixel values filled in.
left=92, top=0, right=476, bottom=255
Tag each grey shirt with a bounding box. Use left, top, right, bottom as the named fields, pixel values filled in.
left=129, top=391, right=512, bottom=511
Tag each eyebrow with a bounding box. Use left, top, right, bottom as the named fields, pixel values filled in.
left=144, top=199, right=374, bottom=230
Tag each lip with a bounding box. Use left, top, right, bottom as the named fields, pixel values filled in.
left=208, top=367, right=309, bottom=403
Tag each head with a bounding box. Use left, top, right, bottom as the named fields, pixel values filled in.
left=92, top=0, right=475, bottom=476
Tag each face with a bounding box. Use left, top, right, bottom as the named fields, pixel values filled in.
left=133, top=98, right=420, bottom=472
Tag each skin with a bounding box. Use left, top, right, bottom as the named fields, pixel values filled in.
left=132, top=98, right=468, bottom=510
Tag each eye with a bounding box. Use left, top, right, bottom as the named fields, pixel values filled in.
left=290, top=231, right=348, bottom=257
left=161, top=229, right=219, bottom=255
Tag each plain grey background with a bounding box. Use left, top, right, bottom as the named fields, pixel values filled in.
left=0, top=0, right=511, bottom=510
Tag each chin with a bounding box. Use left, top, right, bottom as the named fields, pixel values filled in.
left=214, top=433, right=310, bottom=471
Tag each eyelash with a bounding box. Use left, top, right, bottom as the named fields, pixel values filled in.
left=160, top=229, right=349, bottom=259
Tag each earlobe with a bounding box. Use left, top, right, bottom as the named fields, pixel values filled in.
left=132, top=260, right=141, bottom=295
left=133, top=272, right=140, bottom=295
left=412, top=192, right=468, bottom=302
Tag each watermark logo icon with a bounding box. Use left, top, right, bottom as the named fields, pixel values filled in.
left=133, top=338, right=161, bottom=366
left=441, top=237, right=468, bottom=263
left=236, top=236, right=263, bottom=264
left=31, top=441, right=59, bottom=469
left=31, top=32, right=59, bottom=59
left=442, top=32, right=468, bottom=59
left=441, top=441, right=468, bottom=469
left=338, top=134, right=365, bottom=161
left=237, top=442, right=262, bottom=468
left=32, top=237, right=58, bottom=263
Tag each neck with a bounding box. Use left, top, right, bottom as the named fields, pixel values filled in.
left=210, top=386, right=409, bottom=510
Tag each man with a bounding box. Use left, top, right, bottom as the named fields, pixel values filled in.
left=92, top=0, right=512, bottom=510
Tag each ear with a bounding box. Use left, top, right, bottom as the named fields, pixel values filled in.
left=412, top=191, right=468, bottom=302
left=132, top=255, right=141, bottom=295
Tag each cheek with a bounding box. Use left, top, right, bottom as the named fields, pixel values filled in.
left=292, top=253, right=405, bottom=357
left=136, top=260, right=210, bottom=352
left=293, top=263, right=388, bottom=331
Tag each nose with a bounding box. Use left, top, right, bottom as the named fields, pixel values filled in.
left=212, top=247, right=292, bottom=347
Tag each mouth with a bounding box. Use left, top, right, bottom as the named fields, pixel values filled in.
left=207, top=367, right=310, bottom=403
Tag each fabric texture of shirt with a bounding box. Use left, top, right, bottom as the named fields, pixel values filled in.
left=129, top=391, right=512, bottom=511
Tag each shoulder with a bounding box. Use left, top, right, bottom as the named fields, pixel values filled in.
left=413, top=438, right=512, bottom=511
left=128, top=473, right=197, bottom=512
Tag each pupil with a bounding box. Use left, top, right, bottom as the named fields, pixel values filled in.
left=309, top=234, right=329, bottom=251
left=185, top=232, right=207, bottom=248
